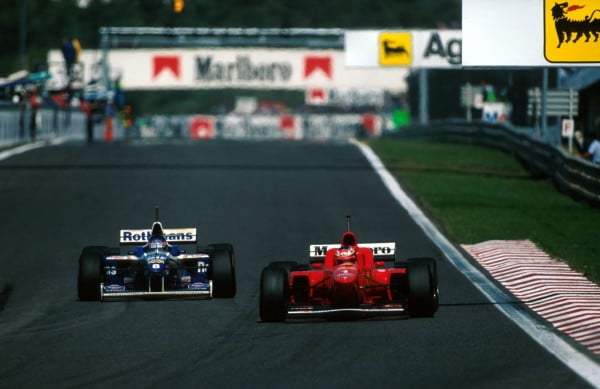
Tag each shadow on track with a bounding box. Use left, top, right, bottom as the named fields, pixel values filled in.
left=0, top=284, right=14, bottom=313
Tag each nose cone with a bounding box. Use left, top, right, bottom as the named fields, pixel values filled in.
left=148, top=258, right=165, bottom=273
left=333, top=264, right=359, bottom=284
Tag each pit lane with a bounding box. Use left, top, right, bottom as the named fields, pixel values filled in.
left=0, top=139, right=593, bottom=388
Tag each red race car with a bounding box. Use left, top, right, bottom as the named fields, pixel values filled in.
left=259, top=218, right=439, bottom=322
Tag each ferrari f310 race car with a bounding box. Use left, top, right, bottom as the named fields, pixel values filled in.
left=77, top=215, right=236, bottom=301
left=259, top=220, right=438, bottom=321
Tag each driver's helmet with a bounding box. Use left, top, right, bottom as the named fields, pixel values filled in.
left=334, top=246, right=356, bottom=264
left=147, top=237, right=168, bottom=251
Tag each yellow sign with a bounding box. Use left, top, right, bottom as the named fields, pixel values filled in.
left=378, top=32, right=412, bottom=66
left=544, top=0, right=600, bottom=63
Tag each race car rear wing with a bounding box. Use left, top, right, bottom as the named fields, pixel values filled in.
left=119, top=228, right=197, bottom=245
left=309, top=242, right=396, bottom=261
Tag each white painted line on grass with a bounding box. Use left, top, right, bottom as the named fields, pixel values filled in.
left=350, top=138, right=600, bottom=387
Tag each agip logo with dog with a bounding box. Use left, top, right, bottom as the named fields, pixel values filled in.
left=378, top=32, right=412, bottom=66
left=545, top=1, right=600, bottom=63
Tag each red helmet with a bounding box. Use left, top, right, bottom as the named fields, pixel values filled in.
left=335, top=246, right=356, bottom=264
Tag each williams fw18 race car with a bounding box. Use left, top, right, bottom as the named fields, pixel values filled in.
left=77, top=216, right=236, bottom=301
left=259, top=219, right=438, bottom=321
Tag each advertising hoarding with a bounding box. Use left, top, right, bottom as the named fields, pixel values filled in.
left=48, top=48, right=408, bottom=92
left=345, top=30, right=462, bottom=68
left=462, top=0, right=600, bottom=66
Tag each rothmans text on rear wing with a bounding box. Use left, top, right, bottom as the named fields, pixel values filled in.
left=119, top=228, right=197, bottom=244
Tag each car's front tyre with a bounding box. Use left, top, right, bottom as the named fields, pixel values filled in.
left=259, top=265, right=289, bottom=322
left=78, top=246, right=105, bottom=301
left=209, top=244, right=236, bottom=298
left=407, top=260, right=436, bottom=317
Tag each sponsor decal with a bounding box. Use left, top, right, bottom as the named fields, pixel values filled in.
left=279, top=115, right=298, bottom=140
left=105, top=265, right=117, bottom=276
left=120, top=229, right=196, bottom=243
left=152, top=56, right=181, bottom=79
left=306, top=88, right=384, bottom=107
left=189, top=282, right=209, bottom=290
left=306, top=88, right=328, bottom=104
left=195, top=55, right=292, bottom=82
left=304, top=56, right=332, bottom=79
left=370, top=245, right=393, bottom=255
left=362, top=114, right=381, bottom=137
left=104, top=284, right=126, bottom=291
left=189, top=116, right=215, bottom=139
left=423, top=32, right=462, bottom=65
left=310, top=243, right=395, bottom=257
left=280, top=115, right=295, bottom=129
left=197, top=260, right=208, bottom=274
left=311, top=245, right=329, bottom=257
left=545, top=0, right=600, bottom=62
left=379, top=32, right=412, bottom=66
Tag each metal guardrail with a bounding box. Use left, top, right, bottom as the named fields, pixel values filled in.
left=386, top=119, right=600, bottom=207
left=0, top=107, right=87, bottom=147
left=99, top=27, right=345, bottom=49
left=133, top=113, right=381, bottom=142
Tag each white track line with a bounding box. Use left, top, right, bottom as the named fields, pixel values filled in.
left=0, top=137, right=69, bottom=162
left=0, top=141, right=47, bottom=161
left=351, top=138, right=600, bottom=387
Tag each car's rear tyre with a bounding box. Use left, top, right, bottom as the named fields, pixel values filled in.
left=209, top=244, right=236, bottom=298
left=268, top=261, right=298, bottom=273
left=259, top=266, right=289, bottom=322
left=78, top=246, right=105, bottom=301
left=407, top=260, right=436, bottom=317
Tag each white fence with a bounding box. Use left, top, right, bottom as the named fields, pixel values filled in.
left=0, top=108, right=390, bottom=146
left=0, top=107, right=87, bottom=147
left=135, top=113, right=388, bottom=142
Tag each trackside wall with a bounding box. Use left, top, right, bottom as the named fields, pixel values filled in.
left=0, top=107, right=87, bottom=147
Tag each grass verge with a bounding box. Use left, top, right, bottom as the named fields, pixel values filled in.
left=368, top=138, right=600, bottom=285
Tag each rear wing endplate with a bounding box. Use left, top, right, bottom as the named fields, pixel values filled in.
left=119, top=228, right=197, bottom=245
left=309, top=242, right=396, bottom=261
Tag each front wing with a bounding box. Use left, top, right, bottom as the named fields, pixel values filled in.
left=287, top=304, right=407, bottom=319
left=100, top=281, right=213, bottom=300
left=100, top=253, right=212, bottom=301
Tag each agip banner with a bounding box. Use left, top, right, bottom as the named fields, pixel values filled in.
left=345, top=30, right=462, bottom=68
left=463, top=0, right=600, bottom=66
left=544, top=0, right=600, bottom=63
left=47, top=48, right=408, bottom=92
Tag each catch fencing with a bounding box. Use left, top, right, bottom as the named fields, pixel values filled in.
left=0, top=106, right=86, bottom=147
left=133, top=113, right=383, bottom=142
left=387, top=119, right=600, bottom=207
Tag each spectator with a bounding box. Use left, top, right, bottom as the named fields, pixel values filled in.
left=574, top=130, right=586, bottom=155
left=28, top=86, right=41, bottom=141
left=481, top=81, right=497, bottom=102
left=61, top=37, right=76, bottom=77
left=72, top=38, right=82, bottom=63
left=583, top=124, right=600, bottom=163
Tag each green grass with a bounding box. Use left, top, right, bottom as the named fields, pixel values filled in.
left=369, top=139, right=600, bottom=285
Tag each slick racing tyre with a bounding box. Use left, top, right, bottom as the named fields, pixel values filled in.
left=259, top=266, right=289, bottom=322
left=209, top=244, right=236, bottom=298
left=407, top=257, right=439, bottom=313
left=407, top=260, right=436, bottom=317
left=78, top=246, right=106, bottom=301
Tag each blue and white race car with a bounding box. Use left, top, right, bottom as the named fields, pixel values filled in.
left=77, top=218, right=236, bottom=301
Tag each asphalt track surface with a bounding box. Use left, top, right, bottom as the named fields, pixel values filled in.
left=0, top=139, right=593, bottom=388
